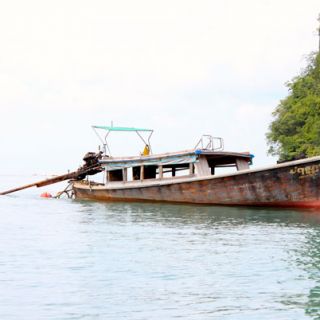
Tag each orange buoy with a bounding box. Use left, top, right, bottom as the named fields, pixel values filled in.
left=40, top=192, right=52, bottom=198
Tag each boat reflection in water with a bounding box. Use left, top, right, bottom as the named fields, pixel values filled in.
left=75, top=199, right=320, bottom=319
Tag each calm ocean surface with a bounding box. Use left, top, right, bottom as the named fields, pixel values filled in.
left=1, top=176, right=320, bottom=319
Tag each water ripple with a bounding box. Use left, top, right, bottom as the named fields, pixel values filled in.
left=1, top=184, right=320, bottom=319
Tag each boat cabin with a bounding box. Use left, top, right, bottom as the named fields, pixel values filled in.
left=92, top=125, right=253, bottom=185
left=100, top=150, right=253, bottom=184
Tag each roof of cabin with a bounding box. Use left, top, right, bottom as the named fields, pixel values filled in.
left=92, top=125, right=153, bottom=132
left=99, top=149, right=253, bottom=170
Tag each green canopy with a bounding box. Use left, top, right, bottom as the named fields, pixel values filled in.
left=92, top=125, right=153, bottom=132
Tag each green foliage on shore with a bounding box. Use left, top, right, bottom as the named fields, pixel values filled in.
left=267, top=52, right=320, bottom=161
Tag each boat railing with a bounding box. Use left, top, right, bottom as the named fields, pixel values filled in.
left=194, top=135, right=224, bottom=151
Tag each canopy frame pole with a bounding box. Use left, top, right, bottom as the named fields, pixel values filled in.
left=92, top=126, right=109, bottom=156
left=92, top=125, right=154, bottom=156
left=148, top=131, right=154, bottom=154
left=104, top=131, right=112, bottom=156
left=136, top=130, right=154, bottom=154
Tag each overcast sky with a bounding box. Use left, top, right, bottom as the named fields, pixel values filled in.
left=0, top=0, right=319, bottom=174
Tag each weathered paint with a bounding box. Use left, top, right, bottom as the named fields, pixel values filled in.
left=72, top=158, right=320, bottom=208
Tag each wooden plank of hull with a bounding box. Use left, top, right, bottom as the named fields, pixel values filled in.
left=73, top=158, right=320, bottom=208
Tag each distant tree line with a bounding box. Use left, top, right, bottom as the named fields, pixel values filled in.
left=266, top=51, right=320, bottom=161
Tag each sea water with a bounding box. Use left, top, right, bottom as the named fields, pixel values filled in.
left=1, top=176, right=320, bottom=320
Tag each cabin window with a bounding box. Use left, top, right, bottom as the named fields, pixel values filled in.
left=108, top=169, right=123, bottom=182
left=161, top=164, right=194, bottom=178
left=132, top=166, right=141, bottom=180
left=132, top=165, right=157, bottom=180
left=207, top=156, right=250, bottom=175
left=144, top=165, right=157, bottom=179
left=107, top=163, right=196, bottom=182
left=162, top=166, right=177, bottom=178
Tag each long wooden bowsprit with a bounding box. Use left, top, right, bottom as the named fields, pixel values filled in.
left=0, top=152, right=103, bottom=196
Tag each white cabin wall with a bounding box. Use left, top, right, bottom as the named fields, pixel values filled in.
left=194, top=156, right=211, bottom=177
left=236, top=159, right=250, bottom=171
left=127, top=167, right=133, bottom=181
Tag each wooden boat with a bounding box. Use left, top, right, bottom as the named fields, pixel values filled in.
left=72, top=126, right=320, bottom=208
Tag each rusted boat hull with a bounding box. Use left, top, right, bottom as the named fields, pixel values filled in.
left=72, top=157, right=320, bottom=208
